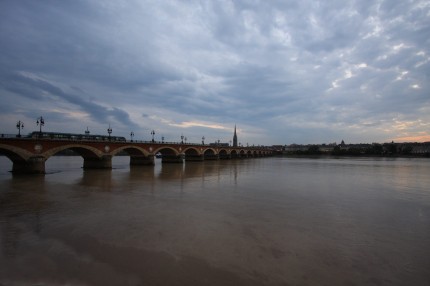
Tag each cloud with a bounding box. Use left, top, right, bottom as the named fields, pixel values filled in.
left=0, top=70, right=138, bottom=129
left=0, top=0, right=429, bottom=144
left=167, top=121, right=228, bottom=130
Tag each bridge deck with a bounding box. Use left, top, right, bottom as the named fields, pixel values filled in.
left=0, top=137, right=273, bottom=173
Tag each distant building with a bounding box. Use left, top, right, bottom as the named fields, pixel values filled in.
left=233, top=125, right=238, bottom=147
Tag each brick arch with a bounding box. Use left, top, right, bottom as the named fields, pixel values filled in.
left=42, top=144, right=103, bottom=159
left=219, top=149, right=228, bottom=155
left=230, top=149, right=238, bottom=158
left=111, top=145, right=150, bottom=157
left=183, top=147, right=201, bottom=156
left=203, top=148, right=217, bottom=155
left=0, top=144, right=32, bottom=162
left=154, top=147, right=180, bottom=156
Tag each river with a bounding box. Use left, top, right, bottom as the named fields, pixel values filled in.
left=0, top=156, right=429, bottom=285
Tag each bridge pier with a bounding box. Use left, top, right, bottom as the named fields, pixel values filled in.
left=185, top=154, right=204, bottom=161
left=231, top=153, right=239, bottom=159
left=12, top=156, right=46, bottom=174
left=130, top=155, right=155, bottom=166
left=83, top=155, right=112, bottom=169
left=219, top=154, right=231, bottom=160
left=162, top=155, right=184, bottom=164
left=204, top=154, right=219, bottom=160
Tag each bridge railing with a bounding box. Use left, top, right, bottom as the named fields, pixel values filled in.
left=0, top=134, right=24, bottom=138
left=0, top=135, right=273, bottom=150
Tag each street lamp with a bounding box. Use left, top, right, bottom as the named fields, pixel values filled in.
left=107, top=124, right=112, bottom=140
left=229, top=140, right=232, bottom=146
left=162, top=136, right=165, bottom=143
left=16, top=120, right=24, bottom=137
left=181, top=134, right=184, bottom=144
left=185, top=137, right=187, bottom=144
left=130, top=131, right=134, bottom=142
left=85, top=127, right=90, bottom=137
left=202, top=136, right=205, bottom=145
left=36, top=116, right=44, bottom=134
left=151, top=130, right=155, bottom=142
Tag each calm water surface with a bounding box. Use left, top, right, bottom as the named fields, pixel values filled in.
left=0, top=156, right=429, bottom=285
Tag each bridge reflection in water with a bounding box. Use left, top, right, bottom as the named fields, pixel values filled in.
left=48, top=157, right=240, bottom=193
left=0, top=137, right=273, bottom=174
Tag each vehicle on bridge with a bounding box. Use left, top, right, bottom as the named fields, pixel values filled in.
left=28, top=131, right=126, bottom=142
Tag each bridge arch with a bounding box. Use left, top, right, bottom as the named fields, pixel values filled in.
left=42, top=144, right=103, bottom=159
left=154, top=147, right=180, bottom=156
left=111, top=145, right=150, bottom=157
left=203, top=148, right=219, bottom=160
left=183, top=146, right=201, bottom=156
left=112, top=145, right=154, bottom=166
left=0, top=144, right=48, bottom=173
left=203, top=148, right=217, bottom=155
left=183, top=146, right=204, bottom=161
left=230, top=149, right=238, bottom=158
left=0, top=144, right=33, bottom=162
left=218, top=149, right=231, bottom=159
left=39, top=144, right=112, bottom=171
left=155, top=147, right=183, bottom=163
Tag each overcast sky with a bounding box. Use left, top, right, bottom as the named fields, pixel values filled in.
left=1, top=0, right=429, bottom=145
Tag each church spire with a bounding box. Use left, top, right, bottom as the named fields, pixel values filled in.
left=233, top=125, right=238, bottom=147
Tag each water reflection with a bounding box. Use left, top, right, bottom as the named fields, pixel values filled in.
left=79, top=169, right=114, bottom=190
left=0, top=157, right=429, bottom=286
left=184, top=160, right=238, bottom=182
left=183, top=161, right=205, bottom=178
left=128, top=165, right=156, bottom=182
left=158, top=163, right=184, bottom=180
left=0, top=176, right=48, bottom=258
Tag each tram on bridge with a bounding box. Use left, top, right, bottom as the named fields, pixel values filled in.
left=28, top=131, right=126, bottom=142
left=0, top=131, right=273, bottom=174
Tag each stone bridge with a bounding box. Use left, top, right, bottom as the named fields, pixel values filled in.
left=0, top=137, right=273, bottom=173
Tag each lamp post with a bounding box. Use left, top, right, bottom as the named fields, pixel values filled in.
left=185, top=137, right=187, bottom=144
left=36, top=116, right=44, bottom=134
left=151, top=130, right=155, bottom=142
left=202, top=136, right=205, bottom=145
left=130, top=131, right=134, bottom=142
left=85, top=127, right=90, bottom=137
left=107, top=124, right=112, bottom=140
left=229, top=140, right=232, bottom=146
left=162, top=136, right=165, bottom=143
left=181, top=134, right=184, bottom=144
left=16, top=120, right=24, bottom=137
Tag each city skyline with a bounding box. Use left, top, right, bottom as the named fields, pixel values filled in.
left=1, top=1, right=429, bottom=145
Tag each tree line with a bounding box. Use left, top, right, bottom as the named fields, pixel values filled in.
left=284, top=143, right=429, bottom=157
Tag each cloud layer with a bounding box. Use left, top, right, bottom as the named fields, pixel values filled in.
left=1, top=0, right=429, bottom=144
